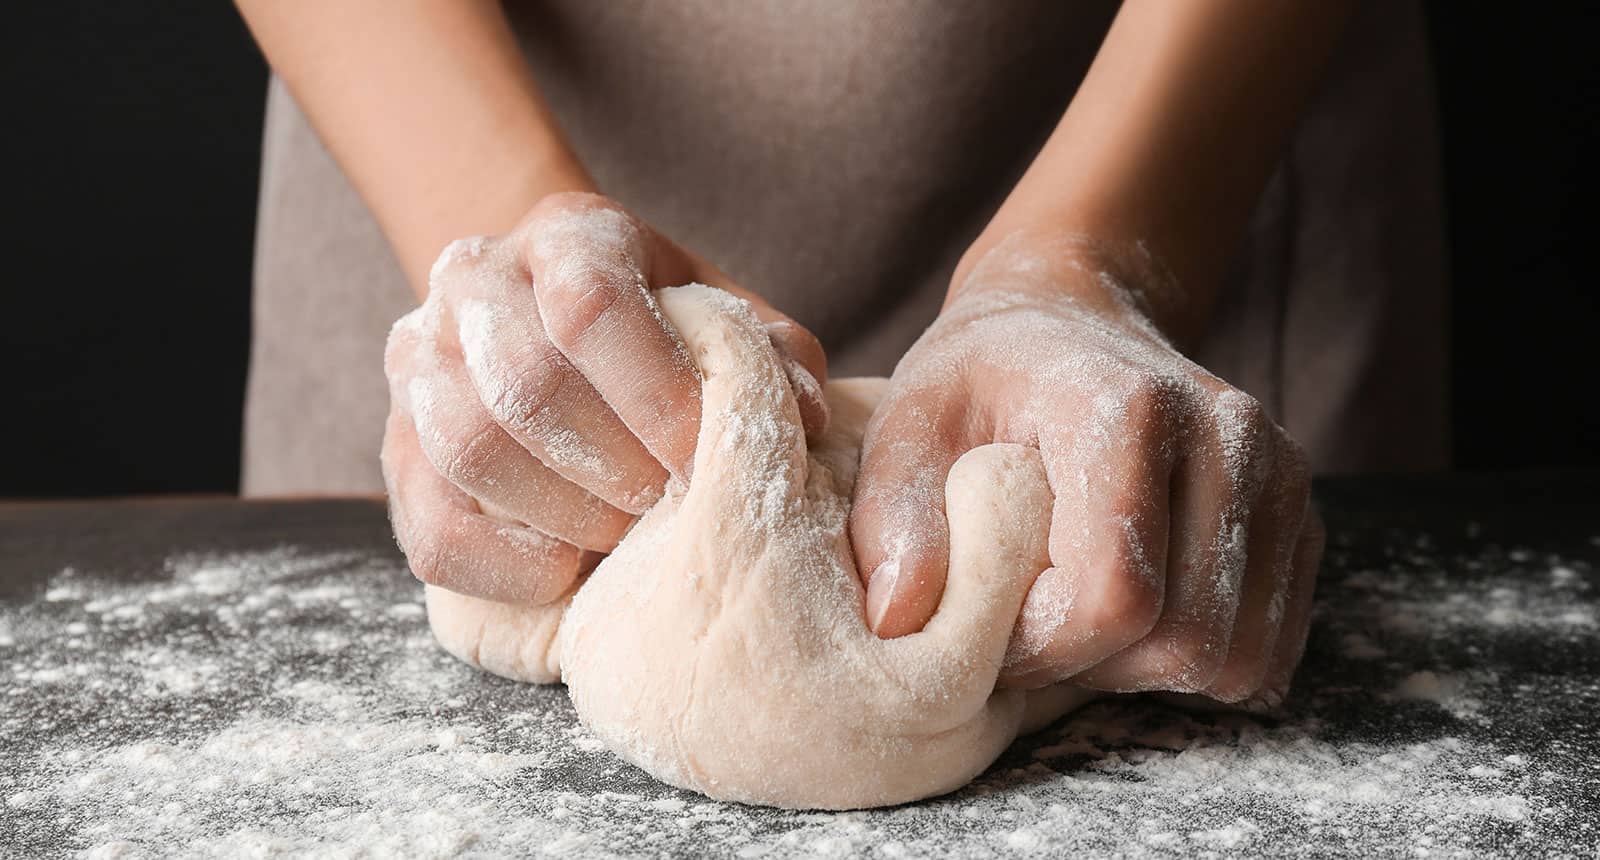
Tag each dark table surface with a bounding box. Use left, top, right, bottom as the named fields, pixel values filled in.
left=3, top=473, right=1597, bottom=858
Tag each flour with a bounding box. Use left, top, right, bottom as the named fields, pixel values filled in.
left=4, top=507, right=1597, bottom=855
left=1391, top=670, right=1484, bottom=720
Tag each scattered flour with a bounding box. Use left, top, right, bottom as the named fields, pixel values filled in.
left=3, top=522, right=1596, bottom=857
left=1389, top=670, right=1487, bottom=721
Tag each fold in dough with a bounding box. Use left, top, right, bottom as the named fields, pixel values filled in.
left=425, top=284, right=1090, bottom=809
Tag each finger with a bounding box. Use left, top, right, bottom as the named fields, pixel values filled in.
left=760, top=317, right=827, bottom=388
left=381, top=407, right=586, bottom=605
left=1203, top=437, right=1312, bottom=702
left=1000, top=405, right=1173, bottom=688
left=992, top=441, right=1171, bottom=690
left=520, top=198, right=704, bottom=481
left=1253, top=508, right=1325, bottom=708
left=850, top=383, right=973, bottom=638
left=398, top=337, right=635, bottom=552
left=718, top=280, right=830, bottom=439
left=1075, top=390, right=1270, bottom=693
left=773, top=338, right=830, bottom=443
left=433, top=236, right=670, bottom=513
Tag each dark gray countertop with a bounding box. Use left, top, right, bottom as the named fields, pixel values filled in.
left=3, top=473, right=1597, bottom=858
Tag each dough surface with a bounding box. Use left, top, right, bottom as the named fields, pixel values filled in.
left=426, top=285, right=1088, bottom=809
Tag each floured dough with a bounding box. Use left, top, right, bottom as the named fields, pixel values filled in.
left=425, top=285, right=1089, bottom=809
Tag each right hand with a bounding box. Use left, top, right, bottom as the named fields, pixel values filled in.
left=381, top=193, right=828, bottom=604
left=850, top=232, right=1322, bottom=706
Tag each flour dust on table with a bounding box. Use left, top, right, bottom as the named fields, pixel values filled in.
left=3, top=504, right=1597, bottom=856
left=4, top=533, right=1597, bottom=858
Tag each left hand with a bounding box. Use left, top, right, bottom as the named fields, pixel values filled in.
left=849, top=232, right=1323, bottom=705
left=381, top=193, right=829, bottom=605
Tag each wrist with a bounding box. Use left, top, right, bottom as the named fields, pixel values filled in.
left=404, top=154, right=595, bottom=297
left=949, top=226, right=1194, bottom=346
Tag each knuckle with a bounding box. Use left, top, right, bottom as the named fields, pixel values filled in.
left=1271, top=432, right=1313, bottom=494
left=527, top=190, right=604, bottom=223
left=845, top=497, right=885, bottom=543
left=534, top=560, right=583, bottom=603
left=1208, top=389, right=1273, bottom=495
left=1085, top=563, right=1163, bottom=640
left=851, top=500, right=949, bottom=577
left=1207, top=662, right=1270, bottom=703
left=520, top=197, right=643, bottom=287
left=862, top=475, right=948, bottom=536
left=407, top=384, right=500, bottom=489
left=1208, top=637, right=1278, bottom=701
left=426, top=236, right=495, bottom=291
left=1159, top=626, right=1232, bottom=690
left=539, top=271, right=627, bottom=349
left=1215, top=389, right=1270, bottom=443
left=1111, top=375, right=1177, bottom=431
left=402, top=531, right=450, bottom=587
left=487, top=347, right=574, bottom=433
left=435, top=422, right=501, bottom=487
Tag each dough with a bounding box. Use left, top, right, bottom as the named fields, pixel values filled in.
left=425, top=285, right=1089, bottom=809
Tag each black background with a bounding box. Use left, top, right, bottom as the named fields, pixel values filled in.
left=8, top=3, right=1595, bottom=498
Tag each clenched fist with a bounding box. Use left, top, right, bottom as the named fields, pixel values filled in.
left=851, top=232, right=1323, bottom=705
left=382, top=193, right=827, bottom=604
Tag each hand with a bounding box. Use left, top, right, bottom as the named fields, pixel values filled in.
left=850, top=232, right=1322, bottom=705
left=382, top=192, right=828, bottom=604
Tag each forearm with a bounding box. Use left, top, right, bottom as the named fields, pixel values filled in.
left=956, top=0, right=1352, bottom=343
left=236, top=0, right=594, bottom=295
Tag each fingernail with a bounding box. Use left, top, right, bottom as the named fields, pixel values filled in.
left=865, top=558, right=902, bottom=632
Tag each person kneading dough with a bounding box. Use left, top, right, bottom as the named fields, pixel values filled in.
left=235, top=0, right=1448, bottom=809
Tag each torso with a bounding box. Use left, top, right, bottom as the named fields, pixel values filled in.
left=243, top=0, right=1447, bottom=495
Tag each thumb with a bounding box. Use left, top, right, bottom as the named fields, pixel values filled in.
left=849, top=384, right=967, bottom=638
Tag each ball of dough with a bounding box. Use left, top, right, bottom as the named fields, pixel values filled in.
left=425, top=285, right=1088, bottom=809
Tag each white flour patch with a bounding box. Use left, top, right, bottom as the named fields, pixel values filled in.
left=1389, top=670, right=1487, bottom=720
left=3, top=523, right=1596, bottom=857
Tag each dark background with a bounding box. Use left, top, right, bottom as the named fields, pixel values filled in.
left=8, top=3, right=1595, bottom=498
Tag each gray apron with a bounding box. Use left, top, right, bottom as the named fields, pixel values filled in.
left=242, top=0, right=1447, bottom=495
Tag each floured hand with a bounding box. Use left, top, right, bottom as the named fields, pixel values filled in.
left=851, top=232, right=1323, bottom=705
left=382, top=193, right=828, bottom=604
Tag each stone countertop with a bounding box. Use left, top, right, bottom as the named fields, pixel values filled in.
left=3, top=472, right=1597, bottom=858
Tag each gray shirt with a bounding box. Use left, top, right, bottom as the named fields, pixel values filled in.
left=243, top=0, right=1447, bottom=495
